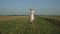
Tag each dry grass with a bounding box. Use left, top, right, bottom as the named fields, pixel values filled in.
left=39, top=16, right=60, bottom=21
left=0, top=16, right=27, bottom=21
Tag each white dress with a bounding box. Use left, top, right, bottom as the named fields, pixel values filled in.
left=31, top=13, right=34, bottom=20
left=30, top=10, right=34, bottom=22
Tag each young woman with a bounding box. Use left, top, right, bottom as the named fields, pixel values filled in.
left=29, top=8, right=34, bottom=23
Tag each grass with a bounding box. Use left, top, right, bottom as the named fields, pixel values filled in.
left=0, top=16, right=60, bottom=34
left=45, top=16, right=60, bottom=19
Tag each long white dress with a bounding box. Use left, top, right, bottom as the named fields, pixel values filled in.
left=30, top=10, right=34, bottom=22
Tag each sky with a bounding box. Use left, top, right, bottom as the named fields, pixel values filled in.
left=0, top=0, right=60, bottom=15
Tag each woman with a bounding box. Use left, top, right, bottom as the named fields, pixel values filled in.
left=29, top=8, right=34, bottom=23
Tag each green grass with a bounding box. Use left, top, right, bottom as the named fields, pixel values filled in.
left=0, top=16, right=60, bottom=34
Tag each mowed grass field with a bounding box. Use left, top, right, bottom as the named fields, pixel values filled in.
left=0, top=16, right=60, bottom=34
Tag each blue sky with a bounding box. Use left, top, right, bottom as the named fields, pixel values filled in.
left=0, top=0, right=60, bottom=15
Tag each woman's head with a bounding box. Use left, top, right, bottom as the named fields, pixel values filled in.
left=30, top=8, right=34, bottom=11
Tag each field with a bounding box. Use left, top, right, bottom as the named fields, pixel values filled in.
left=0, top=16, right=60, bottom=34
